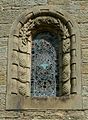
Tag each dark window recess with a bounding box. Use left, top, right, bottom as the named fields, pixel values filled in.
left=31, top=31, right=60, bottom=97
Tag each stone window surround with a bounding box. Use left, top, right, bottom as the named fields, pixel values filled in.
left=6, top=5, right=82, bottom=110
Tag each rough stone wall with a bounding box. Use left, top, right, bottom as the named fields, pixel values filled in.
left=0, top=0, right=88, bottom=119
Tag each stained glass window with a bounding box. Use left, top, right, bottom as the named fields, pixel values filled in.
left=31, top=31, right=59, bottom=97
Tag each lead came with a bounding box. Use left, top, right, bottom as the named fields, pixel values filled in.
left=31, top=32, right=58, bottom=97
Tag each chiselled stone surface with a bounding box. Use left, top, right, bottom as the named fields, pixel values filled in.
left=0, top=85, right=6, bottom=93
left=0, top=9, right=24, bottom=24
left=84, top=110, right=88, bottom=120
left=82, top=63, right=88, bottom=74
left=66, top=111, right=85, bottom=120
left=82, top=86, right=88, bottom=96
left=48, top=0, right=68, bottom=5
left=79, top=11, right=88, bottom=24
left=82, top=49, right=88, bottom=62
left=79, top=1, right=88, bottom=15
left=79, top=23, right=88, bottom=38
left=19, top=110, right=85, bottom=120
left=0, top=59, right=7, bottom=85
left=0, top=94, right=5, bottom=110
left=0, top=38, right=7, bottom=47
left=0, top=59, right=7, bottom=71
left=82, top=74, right=88, bottom=86
left=81, top=38, right=88, bottom=49
left=0, top=24, right=11, bottom=37
left=0, top=47, right=7, bottom=60
left=0, top=72, right=6, bottom=85
left=0, top=111, right=18, bottom=119
left=0, top=0, right=47, bottom=6
left=83, top=97, right=88, bottom=109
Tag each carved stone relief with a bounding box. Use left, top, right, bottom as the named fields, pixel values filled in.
left=11, top=20, right=32, bottom=96
left=62, top=26, right=71, bottom=95
left=6, top=5, right=83, bottom=110
left=9, top=9, right=77, bottom=97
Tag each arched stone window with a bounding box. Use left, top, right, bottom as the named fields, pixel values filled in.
left=6, top=6, right=82, bottom=109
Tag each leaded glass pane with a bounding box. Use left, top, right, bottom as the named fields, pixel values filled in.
left=31, top=31, right=58, bottom=97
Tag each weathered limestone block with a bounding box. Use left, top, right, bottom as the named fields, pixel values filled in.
left=18, top=66, right=27, bottom=83
left=71, top=63, right=76, bottom=77
left=63, top=53, right=70, bottom=66
left=19, top=38, right=28, bottom=53
left=79, top=13, right=88, bottom=24
left=11, top=79, right=18, bottom=94
left=0, top=9, right=24, bottom=24
left=18, top=53, right=31, bottom=83
left=0, top=72, right=6, bottom=85
left=67, top=111, right=85, bottom=120
left=0, top=94, right=5, bottom=110
left=0, top=111, right=18, bottom=119
left=0, top=38, right=7, bottom=47
left=62, top=66, right=70, bottom=82
left=82, top=49, right=88, bottom=62
left=11, top=51, right=18, bottom=65
left=11, top=64, right=18, bottom=78
left=26, top=82, right=31, bottom=97
left=0, top=0, right=47, bottom=6
left=26, top=68, right=31, bottom=83
left=63, top=38, right=70, bottom=53
left=80, top=23, right=88, bottom=38
left=0, top=85, right=6, bottom=94
left=13, top=23, right=22, bottom=37
left=27, top=36, right=32, bottom=53
left=0, top=24, right=11, bottom=37
left=82, top=86, right=88, bottom=97
left=71, top=49, right=76, bottom=58
left=81, top=38, right=88, bottom=49
left=13, top=36, right=19, bottom=50
left=71, top=78, right=77, bottom=94
left=82, top=74, right=88, bottom=86
left=0, top=47, right=7, bottom=60
left=0, top=59, right=7, bottom=85
left=82, top=63, right=88, bottom=74
left=83, top=97, right=88, bottom=109
left=62, top=80, right=71, bottom=95
left=48, top=0, right=65, bottom=5
left=19, top=53, right=31, bottom=68
left=19, top=53, right=27, bottom=68
left=18, top=82, right=27, bottom=96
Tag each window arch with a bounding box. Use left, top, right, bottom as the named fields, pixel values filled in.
left=6, top=6, right=82, bottom=109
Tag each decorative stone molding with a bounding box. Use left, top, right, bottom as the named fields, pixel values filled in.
left=6, top=5, right=82, bottom=109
